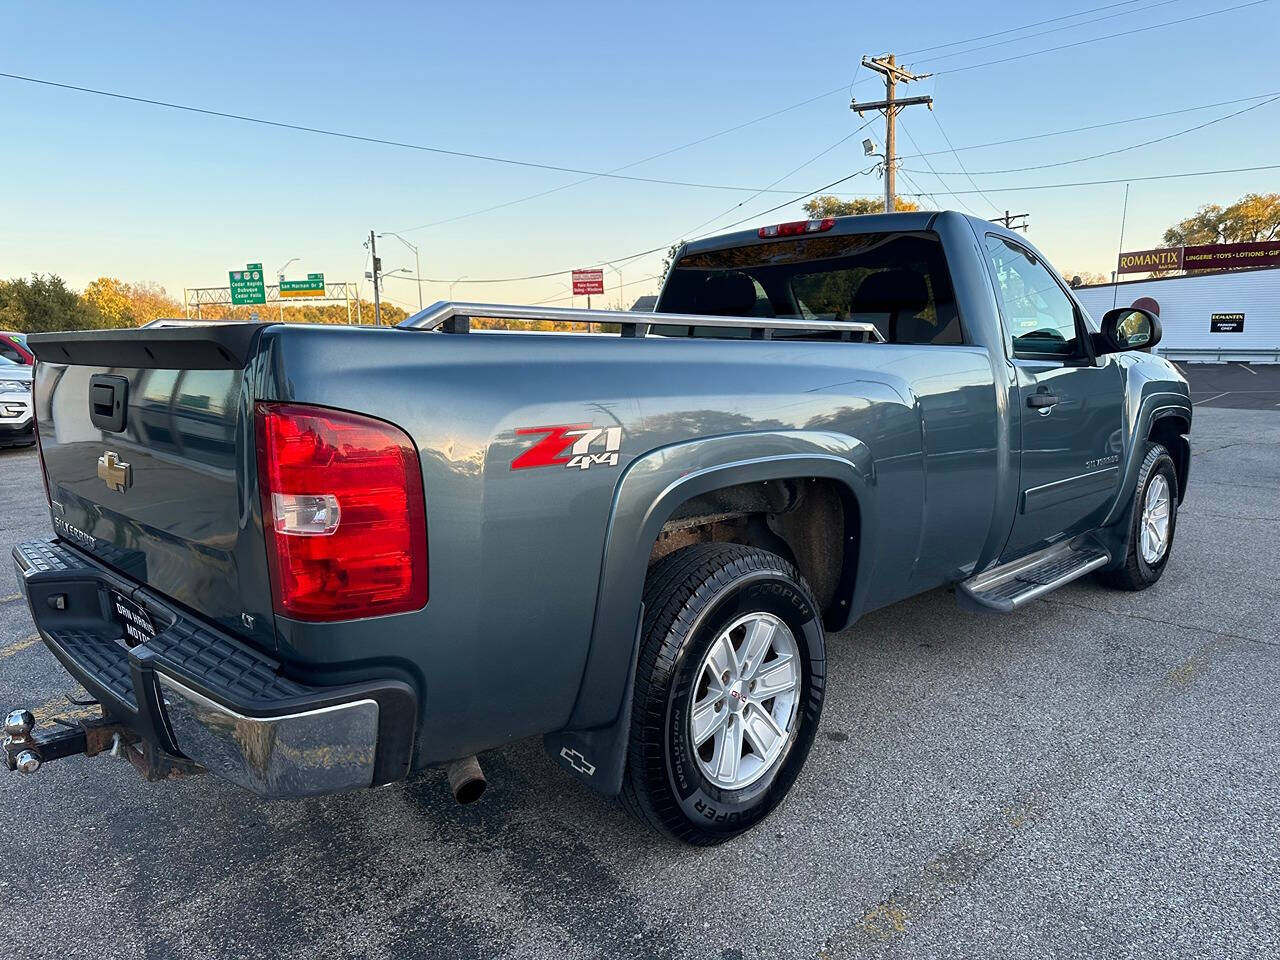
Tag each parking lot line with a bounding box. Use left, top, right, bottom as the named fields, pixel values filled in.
left=0, top=635, right=39, bottom=660
left=1237, top=363, right=1258, bottom=375
left=1193, top=392, right=1229, bottom=406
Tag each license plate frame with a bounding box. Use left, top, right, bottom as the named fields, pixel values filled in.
left=109, top=590, right=156, bottom=648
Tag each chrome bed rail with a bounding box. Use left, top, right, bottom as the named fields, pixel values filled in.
left=398, top=301, right=885, bottom=342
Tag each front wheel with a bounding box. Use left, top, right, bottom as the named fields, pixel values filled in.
left=620, top=543, right=826, bottom=845
left=1097, top=442, right=1179, bottom=591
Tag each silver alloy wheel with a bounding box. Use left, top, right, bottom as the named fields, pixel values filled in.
left=689, top=612, right=801, bottom=791
left=1140, top=473, right=1172, bottom=565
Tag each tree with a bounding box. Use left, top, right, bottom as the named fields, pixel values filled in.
left=660, top=240, right=687, bottom=285
left=0, top=274, right=108, bottom=332
left=1065, top=270, right=1110, bottom=288
left=803, top=195, right=921, bottom=218
left=1162, top=192, right=1280, bottom=246
left=83, top=277, right=184, bottom=326
left=81, top=277, right=135, bottom=326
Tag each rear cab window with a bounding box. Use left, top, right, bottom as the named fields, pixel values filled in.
left=656, top=232, right=965, bottom=345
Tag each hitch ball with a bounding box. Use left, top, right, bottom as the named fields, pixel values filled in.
left=4, top=710, right=34, bottom=739
left=14, top=750, right=40, bottom=774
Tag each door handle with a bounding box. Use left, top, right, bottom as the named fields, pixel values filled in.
left=1027, top=393, right=1058, bottom=412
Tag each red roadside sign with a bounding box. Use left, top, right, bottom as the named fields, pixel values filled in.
left=572, top=268, right=605, bottom=296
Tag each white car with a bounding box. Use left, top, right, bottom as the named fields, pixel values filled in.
left=0, top=356, right=34, bottom=448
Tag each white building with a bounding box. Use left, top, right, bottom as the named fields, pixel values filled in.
left=1073, top=267, right=1280, bottom=362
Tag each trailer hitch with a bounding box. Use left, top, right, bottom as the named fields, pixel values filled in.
left=3, top=708, right=130, bottom=773
left=3, top=708, right=203, bottom=782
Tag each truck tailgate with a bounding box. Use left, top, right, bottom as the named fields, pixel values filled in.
left=27, top=325, right=275, bottom=649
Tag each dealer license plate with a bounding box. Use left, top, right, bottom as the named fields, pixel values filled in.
left=110, top=590, right=156, bottom=647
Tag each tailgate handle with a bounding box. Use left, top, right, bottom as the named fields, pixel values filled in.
left=88, top=375, right=129, bottom=433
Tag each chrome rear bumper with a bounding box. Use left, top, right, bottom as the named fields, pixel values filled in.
left=13, top=538, right=417, bottom=797
left=157, top=674, right=380, bottom=797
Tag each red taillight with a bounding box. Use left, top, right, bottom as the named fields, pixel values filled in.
left=255, top=403, right=428, bottom=622
left=758, top=217, right=836, bottom=239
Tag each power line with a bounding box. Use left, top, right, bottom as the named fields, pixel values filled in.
left=930, top=0, right=1272, bottom=78
left=0, top=71, right=831, bottom=196
left=678, top=117, right=877, bottom=238
left=901, top=0, right=1147, bottom=56
left=895, top=91, right=1280, bottom=160
left=896, top=163, right=1280, bottom=197
left=895, top=169, right=943, bottom=209
left=397, top=4, right=1255, bottom=236
left=929, top=109, right=1002, bottom=215
left=904, top=95, right=1280, bottom=175
left=896, top=119, right=981, bottom=216
left=531, top=273, right=663, bottom=306
left=393, top=83, right=854, bottom=233
left=385, top=167, right=883, bottom=286
left=915, top=0, right=1186, bottom=64
left=388, top=160, right=1279, bottom=289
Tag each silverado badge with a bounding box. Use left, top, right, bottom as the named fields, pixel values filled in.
left=96, top=451, right=132, bottom=493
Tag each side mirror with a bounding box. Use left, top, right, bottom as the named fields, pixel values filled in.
left=1098, top=306, right=1161, bottom=354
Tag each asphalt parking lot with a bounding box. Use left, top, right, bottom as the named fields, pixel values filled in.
left=1182, top=361, right=1280, bottom=409
left=1, top=403, right=1277, bottom=960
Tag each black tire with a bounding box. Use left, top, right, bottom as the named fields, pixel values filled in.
left=620, top=543, right=826, bottom=845
left=1096, top=442, right=1179, bottom=591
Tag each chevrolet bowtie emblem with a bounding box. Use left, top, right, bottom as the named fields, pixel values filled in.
left=97, top=451, right=132, bottom=493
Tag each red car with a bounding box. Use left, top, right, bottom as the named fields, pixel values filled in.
left=0, top=332, right=33, bottom=365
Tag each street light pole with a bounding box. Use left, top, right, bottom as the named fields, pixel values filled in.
left=377, top=232, right=423, bottom=311
left=449, top=276, right=468, bottom=300
left=605, top=263, right=624, bottom=310
left=276, top=257, right=299, bottom=322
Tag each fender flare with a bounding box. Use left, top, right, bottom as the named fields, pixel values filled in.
left=1096, top=388, right=1191, bottom=567
left=544, top=429, right=875, bottom=795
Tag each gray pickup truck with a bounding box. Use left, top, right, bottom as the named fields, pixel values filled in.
left=5, top=211, right=1190, bottom=845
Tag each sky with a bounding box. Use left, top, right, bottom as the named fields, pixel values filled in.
left=2, top=0, right=1278, bottom=314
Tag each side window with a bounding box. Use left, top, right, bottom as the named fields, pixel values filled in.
left=0, top=344, right=19, bottom=363
left=983, top=236, right=1080, bottom=357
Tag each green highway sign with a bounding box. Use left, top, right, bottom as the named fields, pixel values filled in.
left=229, top=263, right=266, bottom=305
left=279, top=272, right=326, bottom=298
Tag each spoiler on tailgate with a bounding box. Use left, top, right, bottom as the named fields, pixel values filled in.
left=25, top=322, right=267, bottom=369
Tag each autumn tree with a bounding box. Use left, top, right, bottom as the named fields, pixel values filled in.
left=1162, top=192, right=1280, bottom=246
left=803, top=195, right=921, bottom=218
left=83, top=277, right=184, bottom=326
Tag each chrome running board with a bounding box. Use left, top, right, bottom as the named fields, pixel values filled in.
left=957, top=539, right=1110, bottom=613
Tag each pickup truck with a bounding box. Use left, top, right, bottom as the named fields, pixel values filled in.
left=4, top=211, right=1191, bottom=845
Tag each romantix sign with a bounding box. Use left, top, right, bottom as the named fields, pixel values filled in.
left=1182, top=241, right=1280, bottom=271
left=1117, top=247, right=1183, bottom=274
left=1118, top=241, right=1280, bottom=275
left=1210, top=312, right=1245, bottom=333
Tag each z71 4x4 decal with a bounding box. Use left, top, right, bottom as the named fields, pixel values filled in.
left=511, top=424, right=623, bottom=471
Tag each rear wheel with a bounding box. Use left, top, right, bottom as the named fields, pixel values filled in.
left=621, top=543, right=826, bottom=845
left=1097, top=442, right=1179, bottom=591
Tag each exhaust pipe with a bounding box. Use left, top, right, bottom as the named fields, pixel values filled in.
left=445, top=755, right=486, bottom=804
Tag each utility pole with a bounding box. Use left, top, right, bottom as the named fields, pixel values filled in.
left=367, top=230, right=383, bottom=326
left=378, top=232, right=423, bottom=311
left=991, top=210, right=1029, bottom=232
left=851, top=54, right=932, bottom=213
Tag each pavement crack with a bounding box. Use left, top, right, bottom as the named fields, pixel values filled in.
left=1042, top=597, right=1278, bottom=649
